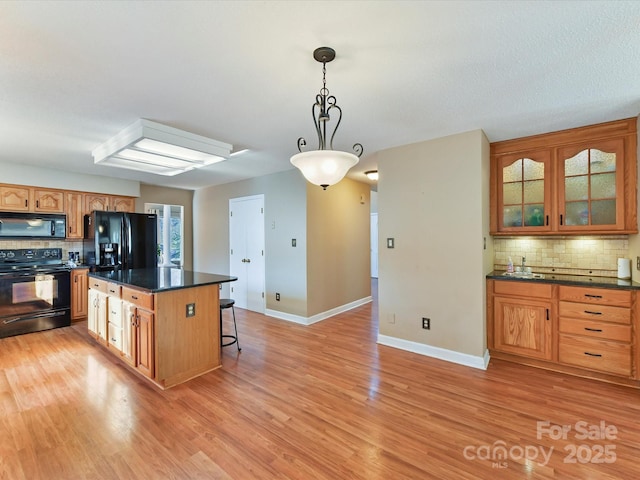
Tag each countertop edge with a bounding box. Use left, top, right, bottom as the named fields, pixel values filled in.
left=486, top=270, right=640, bottom=290
left=88, top=269, right=237, bottom=293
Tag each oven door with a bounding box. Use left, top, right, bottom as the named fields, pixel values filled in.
left=0, top=270, right=71, bottom=338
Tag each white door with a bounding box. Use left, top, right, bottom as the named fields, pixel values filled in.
left=229, top=195, right=265, bottom=313
left=370, top=213, right=379, bottom=278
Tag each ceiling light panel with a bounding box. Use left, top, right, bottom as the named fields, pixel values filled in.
left=92, top=119, right=232, bottom=176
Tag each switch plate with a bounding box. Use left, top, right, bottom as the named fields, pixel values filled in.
left=387, top=238, right=394, bottom=248
left=292, top=239, right=296, bottom=247
left=276, top=292, right=280, bottom=301
left=186, top=303, right=196, bottom=317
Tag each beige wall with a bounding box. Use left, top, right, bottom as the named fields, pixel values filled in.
left=193, top=169, right=308, bottom=313
left=192, top=169, right=371, bottom=319
left=136, top=184, right=194, bottom=270
left=377, top=129, right=490, bottom=359
left=306, top=178, right=371, bottom=316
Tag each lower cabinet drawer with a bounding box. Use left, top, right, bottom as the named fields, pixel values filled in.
left=558, top=334, right=631, bottom=377
left=108, top=322, right=122, bottom=351
left=559, top=317, right=631, bottom=342
left=122, top=286, right=154, bottom=311
left=559, top=301, right=630, bottom=324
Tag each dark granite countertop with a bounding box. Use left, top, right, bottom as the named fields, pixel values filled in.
left=89, top=268, right=237, bottom=293
left=487, top=270, right=640, bottom=290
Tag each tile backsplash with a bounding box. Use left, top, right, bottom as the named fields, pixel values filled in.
left=493, top=236, right=629, bottom=277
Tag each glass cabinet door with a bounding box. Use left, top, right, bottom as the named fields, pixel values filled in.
left=498, top=150, right=551, bottom=231
left=558, top=139, right=623, bottom=230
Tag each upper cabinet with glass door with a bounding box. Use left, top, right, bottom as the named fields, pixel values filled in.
left=558, top=140, right=624, bottom=231
left=497, top=150, right=552, bottom=233
left=490, top=117, right=637, bottom=235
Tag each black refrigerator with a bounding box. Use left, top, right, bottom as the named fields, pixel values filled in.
left=84, top=211, right=157, bottom=271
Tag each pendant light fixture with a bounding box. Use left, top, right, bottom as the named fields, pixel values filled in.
left=290, top=47, right=363, bottom=190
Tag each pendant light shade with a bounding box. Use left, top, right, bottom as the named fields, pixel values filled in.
left=290, top=150, right=359, bottom=188
left=291, top=47, right=363, bottom=190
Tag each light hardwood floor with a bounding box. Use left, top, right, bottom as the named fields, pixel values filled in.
left=1, top=281, right=639, bottom=479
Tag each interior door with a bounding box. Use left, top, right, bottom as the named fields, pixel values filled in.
left=229, top=195, right=265, bottom=313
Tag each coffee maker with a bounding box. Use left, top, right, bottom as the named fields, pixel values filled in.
left=99, top=243, right=118, bottom=267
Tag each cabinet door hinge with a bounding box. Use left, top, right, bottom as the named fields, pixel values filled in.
left=230, top=248, right=233, bottom=255
left=261, top=207, right=263, bottom=214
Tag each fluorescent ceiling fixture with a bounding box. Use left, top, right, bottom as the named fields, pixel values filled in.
left=92, top=119, right=232, bottom=176
left=230, top=148, right=250, bottom=157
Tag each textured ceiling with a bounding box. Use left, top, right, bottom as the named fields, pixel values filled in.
left=1, top=1, right=639, bottom=190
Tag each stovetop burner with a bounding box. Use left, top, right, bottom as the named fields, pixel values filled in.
left=0, top=248, right=66, bottom=273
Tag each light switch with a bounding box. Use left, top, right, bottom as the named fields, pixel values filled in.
left=292, top=238, right=297, bottom=247
left=387, top=238, right=394, bottom=248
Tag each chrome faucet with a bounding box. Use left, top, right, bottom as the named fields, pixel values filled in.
left=522, top=256, right=526, bottom=270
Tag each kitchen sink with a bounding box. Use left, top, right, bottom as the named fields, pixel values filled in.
left=502, top=272, right=545, bottom=279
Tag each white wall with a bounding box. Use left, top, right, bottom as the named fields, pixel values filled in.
left=0, top=161, right=140, bottom=196
left=377, top=129, right=491, bottom=365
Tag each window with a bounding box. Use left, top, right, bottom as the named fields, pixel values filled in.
left=145, top=203, right=184, bottom=267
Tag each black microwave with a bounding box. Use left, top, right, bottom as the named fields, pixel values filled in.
left=0, top=212, right=66, bottom=239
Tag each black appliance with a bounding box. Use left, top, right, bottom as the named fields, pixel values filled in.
left=0, top=248, right=71, bottom=339
left=84, top=211, right=157, bottom=272
left=0, top=212, right=66, bottom=239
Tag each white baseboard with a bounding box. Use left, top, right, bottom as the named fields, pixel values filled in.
left=377, top=334, right=490, bottom=370
left=265, top=296, right=372, bottom=326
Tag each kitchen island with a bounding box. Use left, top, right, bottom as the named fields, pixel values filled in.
left=88, top=268, right=237, bottom=389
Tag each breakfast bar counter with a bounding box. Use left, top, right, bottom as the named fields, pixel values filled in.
left=87, top=268, right=237, bottom=389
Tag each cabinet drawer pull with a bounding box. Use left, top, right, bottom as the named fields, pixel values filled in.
left=584, top=294, right=602, bottom=299
left=584, top=352, right=602, bottom=357
left=131, top=295, right=138, bottom=300
left=584, top=310, right=602, bottom=315
left=584, top=327, right=603, bottom=332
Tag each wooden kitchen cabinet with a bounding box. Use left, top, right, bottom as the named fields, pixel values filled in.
left=66, top=192, right=84, bottom=239
left=488, top=278, right=639, bottom=386
left=33, top=189, right=64, bottom=213
left=0, top=185, right=65, bottom=213
left=84, top=194, right=135, bottom=214
left=495, top=149, right=552, bottom=233
left=121, top=286, right=155, bottom=378
left=491, top=282, right=553, bottom=360
left=490, top=117, right=637, bottom=235
left=71, top=268, right=89, bottom=320
left=557, top=285, right=633, bottom=377
left=0, top=185, right=31, bottom=211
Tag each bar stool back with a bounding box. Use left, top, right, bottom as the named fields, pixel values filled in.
left=220, top=298, right=241, bottom=351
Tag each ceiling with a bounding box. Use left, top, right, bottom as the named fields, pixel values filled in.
left=2, top=1, right=639, bottom=191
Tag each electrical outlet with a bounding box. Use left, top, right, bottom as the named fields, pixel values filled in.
left=422, top=317, right=430, bottom=330
left=276, top=292, right=280, bottom=301
left=637, top=256, right=640, bottom=270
